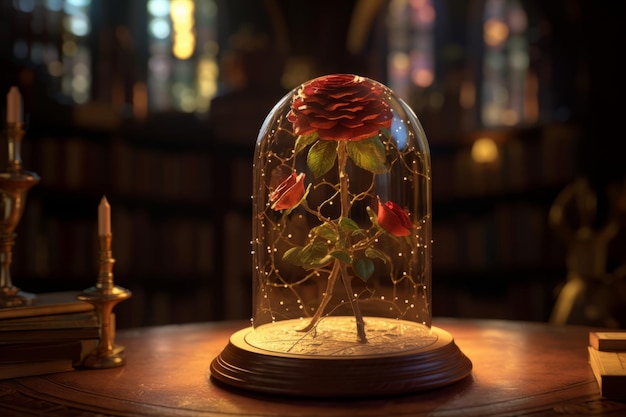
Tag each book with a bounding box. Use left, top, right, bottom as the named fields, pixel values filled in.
left=588, top=346, right=626, bottom=399
left=0, top=308, right=100, bottom=344
left=0, top=359, right=75, bottom=380
left=0, top=338, right=97, bottom=365
left=0, top=311, right=98, bottom=333
left=0, top=311, right=98, bottom=331
left=589, top=332, right=626, bottom=351
left=0, top=291, right=94, bottom=320
left=0, top=326, right=100, bottom=344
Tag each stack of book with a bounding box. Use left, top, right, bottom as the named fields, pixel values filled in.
left=0, top=291, right=100, bottom=379
left=588, top=331, right=626, bottom=399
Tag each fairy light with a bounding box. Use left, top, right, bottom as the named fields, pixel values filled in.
left=243, top=76, right=435, bottom=365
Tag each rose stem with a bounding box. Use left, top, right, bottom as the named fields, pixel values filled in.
left=297, top=260, right=339, bottom=333
left=337, top=141, right=367, bottom=343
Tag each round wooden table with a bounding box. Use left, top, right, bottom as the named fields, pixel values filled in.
left=2, top=318, right=626, bottom=416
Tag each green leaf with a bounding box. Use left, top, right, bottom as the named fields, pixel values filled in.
left=282, top=246, right=304, bottom=266
left=365, top=248, right=387, bottom=263
left=339, top=217, right=360, bottom=232
left=347, top=136, right=388, bottom=174
left=353, top=258, right=375, bottom=282
left=329, top=250, right=351, bottom=264
left=294, top=133, right=318, bottom=155
left=311, top=223, right=338, bottom=242
left=308, top=254, right=333, bottom=268
left=307, top=140, right=337, bottom=178
left=300, top=242, right=329, bottom=267
left=379, top=127, right=391, bottom=141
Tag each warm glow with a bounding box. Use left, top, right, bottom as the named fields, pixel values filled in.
left=172, top=32, right=195, bottom=59
left=410, top=0, right=435, bottom=26
left=411, top=68, right=434, bottom=88
left=483, top=18, right=509, bottom=48
left=170, top=0, right=195, bottom=60
left=196, top=57, right=218, bottom=110
left=391, top=52, right=410, bottom=74
left=471, top=137, right=499, bottom=163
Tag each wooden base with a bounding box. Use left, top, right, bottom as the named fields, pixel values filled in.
left=209, top=325, right=472, bottom=398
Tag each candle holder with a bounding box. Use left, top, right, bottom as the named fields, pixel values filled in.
left=77, top=233, right=131, bottom=368
left=0, top=121, right=40, bottom=308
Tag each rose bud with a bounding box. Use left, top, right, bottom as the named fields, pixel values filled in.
left=270, top=172, right=306, bottom=211
left=377, top=198, right=412, bottom=236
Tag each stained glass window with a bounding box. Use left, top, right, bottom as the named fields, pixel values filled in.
left=387, top=0, right=437, bottom=101
left=8, top=0, right=93, bottom=104
left=386, top=0, right=536, bottom=130
left=146, top=0, right=219, bottom=114
left=481, top=0, right=529, bottom=127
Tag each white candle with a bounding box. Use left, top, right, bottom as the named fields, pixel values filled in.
left=98, top=196, right=111, bottom=236
left=6, top=86, right=22, bottom=124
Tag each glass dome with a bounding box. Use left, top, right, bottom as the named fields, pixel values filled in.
left=249, top=74, right=433, bottom=354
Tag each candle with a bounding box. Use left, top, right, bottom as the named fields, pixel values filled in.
left=98, top=196, right=111, bottom=236
left=6, top=86, right=22, bottom=124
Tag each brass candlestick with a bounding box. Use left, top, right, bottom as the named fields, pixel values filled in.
left=78, top=233, right=131, bottom=368
left=0, top=122, right=40, bottom=308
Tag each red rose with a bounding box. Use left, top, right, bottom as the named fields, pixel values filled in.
left=377, top=198, right=412, bottom=237
left=287, top=74, right=393, bottom=142
left=270, top=172, right=306, bottom=211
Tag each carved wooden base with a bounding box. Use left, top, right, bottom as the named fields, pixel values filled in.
left=210, top=325, right=472, bottom=398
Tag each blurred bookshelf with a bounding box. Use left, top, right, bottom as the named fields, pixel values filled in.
left=15, top=107, right=226, bottom=328
left=3, top=0, right=624, bottom=328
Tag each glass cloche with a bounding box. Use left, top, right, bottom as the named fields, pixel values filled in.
left=210, top=74, right=471, bottom=397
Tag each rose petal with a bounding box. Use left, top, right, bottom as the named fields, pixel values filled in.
left=377, top=199, right=412, bottom=236
left=289, top=74, right=393, bottom=142
left=270, top=172, right=306, bottom=211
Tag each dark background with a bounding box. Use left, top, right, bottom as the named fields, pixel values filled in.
left=0, top=0, right=625, bottom=328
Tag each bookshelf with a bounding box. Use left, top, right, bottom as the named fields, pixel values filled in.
left=8, top=105, right=582, bottom=327
left=4, top=0, right=619, bottom=329
left=11, top=104, right=227, bottom=328
left=430, top=123, right=581, bottom=321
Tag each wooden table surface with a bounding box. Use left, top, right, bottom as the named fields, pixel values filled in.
left=2, top=318, right=626, bottom=417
